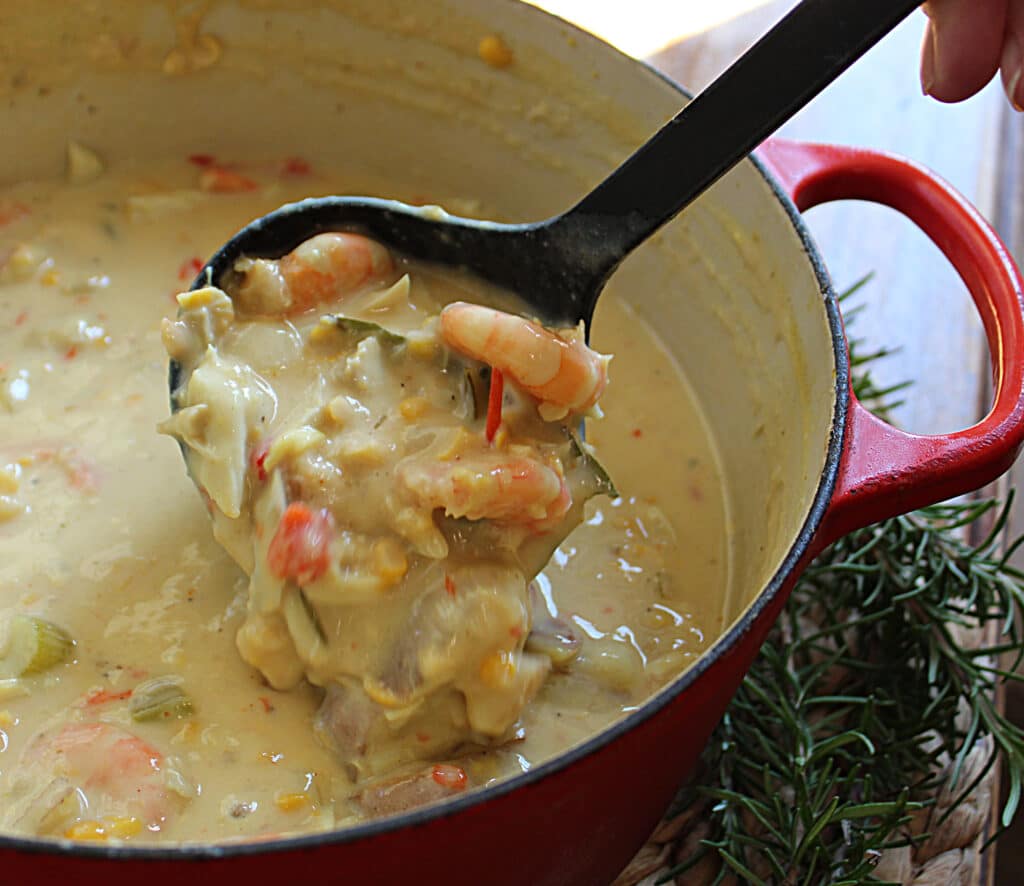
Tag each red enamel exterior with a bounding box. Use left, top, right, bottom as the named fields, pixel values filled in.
left=5, top=141, right=1024, bottom=884
left=758, top=138, right=1024, bottom=551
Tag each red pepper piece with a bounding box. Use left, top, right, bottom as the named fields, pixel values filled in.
left=250, top=442, right=270, bottom=482
left=431, top=764, right=468, bottom=791
left=177, top=256, right=205, bottom=281
left=267, top=503, right=334, bottom=584
left=485, top=368, right=504, bottom=442
left=0, top=201, right=30, bottom=227
left=282, top=156, right=312, bottom=176
left=84, top=689, right=133, bottom=706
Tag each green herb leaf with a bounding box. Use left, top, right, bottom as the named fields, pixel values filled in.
left=328, top=315, right=405, bottom=345
left=663, top=277, right=1024, bottom=884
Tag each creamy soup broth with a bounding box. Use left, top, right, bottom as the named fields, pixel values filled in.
left=0, top=153, right=728, bottom=843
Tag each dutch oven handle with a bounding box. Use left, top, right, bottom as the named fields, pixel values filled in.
left=758, top=137, right=1024, bottom=548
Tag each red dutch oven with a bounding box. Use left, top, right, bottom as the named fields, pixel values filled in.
left=2, top=1, right=1024, bottom=883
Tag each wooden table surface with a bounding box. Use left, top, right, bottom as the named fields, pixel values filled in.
left=531, top=2, right=1011, bottom=883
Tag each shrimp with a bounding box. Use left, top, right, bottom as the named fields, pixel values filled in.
left=439, top=302, right=610, bottom=420
left=398, top=451, right=571, bottom=531
left=235, top=232, right=392, bottom=316
left=17, top=721, right=185, bottom=839
left=355, top=762, right=470, bottom=819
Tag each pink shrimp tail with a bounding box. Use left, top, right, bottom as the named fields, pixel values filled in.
left=439, top=302, right=608, bottom=414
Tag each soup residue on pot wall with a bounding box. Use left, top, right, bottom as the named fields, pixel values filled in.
left=0, top=147, right=728, bottom=843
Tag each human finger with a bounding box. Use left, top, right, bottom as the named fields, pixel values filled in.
left=1000, top=0, right=1024, bottom=110
left=921, top=0, right=1008, bottom=103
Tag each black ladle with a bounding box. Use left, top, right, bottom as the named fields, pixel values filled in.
left=190, top=0, right=922, bottom=327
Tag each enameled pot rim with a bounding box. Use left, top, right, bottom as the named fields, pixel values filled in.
left=0, top=3, right=849, bottom=862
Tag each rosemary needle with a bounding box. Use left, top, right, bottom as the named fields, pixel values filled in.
left=665, top=279, right=1024, bottom=884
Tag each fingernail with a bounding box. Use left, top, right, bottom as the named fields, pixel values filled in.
left=920, top=20, right=937, bottom=97
left=1003, top=34, right=1024, bottom=111
left=1008, top=68, right=1024, bottom=112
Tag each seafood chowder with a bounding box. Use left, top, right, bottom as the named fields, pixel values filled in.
left=0, top=146, right=728, bottom=844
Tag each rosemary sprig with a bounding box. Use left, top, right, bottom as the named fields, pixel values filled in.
left=666, top=278, right=1024, bottom=884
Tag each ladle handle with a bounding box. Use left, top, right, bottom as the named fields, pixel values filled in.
left=549, top=0, right=921, bottom=309
left=759, top=138, right=1024, bottom=549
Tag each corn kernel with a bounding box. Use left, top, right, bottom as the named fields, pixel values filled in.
left=176, top=287, right=213, bottom=308
left=0, top=465, right=19, bottom=494
left=364, top=680, right=403, bottom=708
left=64, top=821, right=108, bottom=842
left=65, top=816, right=143, bottom=842
left=405, top=331, right=437, bottom=359
left=191, top=33, right=223, bottom=69
left=373, top=538, right=408, bottom=586
left=162, top=48, right=189, bottom=76
left=491, top=424, right=510, bottom=449
left=263, top=426, right=326, bottom=472
left=398, top=396, right=430, bottom=421
left=479, top=650, right=516, bottom=688
left=163, top=15, right=223, bottom=76
left=274, top=792, right=311, bottom=813
left=4, top=244, right=46, bottom=282
left=335, top=435, right=386, bottom=466
left=40, top=269, right=61, bottom=287
left=107, top=816, right=144, bottom=839
left=478, top=34, right=514, bottom=69
left=176, top=286, right=232, bottom=315
left=0, top=710, right=14, bottom=727
left=325, top=395, right=352, bottom=428
left=308, top=318, right=339, bottom=345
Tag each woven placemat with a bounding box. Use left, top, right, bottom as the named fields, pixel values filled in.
left=614, top=616, right=1000, bottom=885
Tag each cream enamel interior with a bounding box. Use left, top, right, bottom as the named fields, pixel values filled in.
left=0, top=0, right=837, bottom=844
